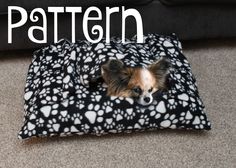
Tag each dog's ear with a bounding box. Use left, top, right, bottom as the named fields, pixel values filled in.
left=148, top=58, right=171, bottom=90
left=101, top=59, right=124, bottom=74
left=101, top=59, right=127, bottom=85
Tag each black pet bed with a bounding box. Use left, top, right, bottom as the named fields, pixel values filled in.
left=18, top=34, right=211, bottom=139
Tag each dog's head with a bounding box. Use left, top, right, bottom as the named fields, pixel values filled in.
left=101, top=58, right=171, bottom=106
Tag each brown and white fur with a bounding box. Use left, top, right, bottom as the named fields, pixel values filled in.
left=101, top=58, right=171, bottom=106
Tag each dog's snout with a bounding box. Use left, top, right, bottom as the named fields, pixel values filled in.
left=144, top=97, right=151, bottom=103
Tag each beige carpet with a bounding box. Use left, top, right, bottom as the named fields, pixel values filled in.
left=0, top=40, right=235, bottom=168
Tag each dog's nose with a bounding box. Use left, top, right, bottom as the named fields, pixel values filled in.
left=144, top=97, right=151, bottom=103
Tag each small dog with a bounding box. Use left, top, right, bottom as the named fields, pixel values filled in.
left=101, top=58, right=171, bottom=106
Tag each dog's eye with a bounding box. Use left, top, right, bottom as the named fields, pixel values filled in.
left=132, top=87, right=142, bottom=94
left=148, top=87, right=153, bottom=93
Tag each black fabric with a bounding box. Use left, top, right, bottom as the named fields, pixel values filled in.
left=0, top=0, right=153, bottom=14
left=160, top=0, right=236, bottom=6
left=18, top=34, right=211, bottom=139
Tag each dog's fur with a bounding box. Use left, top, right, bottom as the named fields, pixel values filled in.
left=101, top=58, right=171, bottom=106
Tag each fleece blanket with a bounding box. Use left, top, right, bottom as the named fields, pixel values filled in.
left=18, top=34, right=211, bottom=139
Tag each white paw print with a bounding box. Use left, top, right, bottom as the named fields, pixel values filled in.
left=135, top=106, right=147, bottom=114
left=113, top=109, right=124, bottom=121
left=87, top=104, right=104, bottom=123
left=23, top=122, right=36, bottom=136
left=124, top=108, right=135, bottom=120
left=148, top=123, right=158, bottom=129
left=75, top=100, right=85, bottom=109
left=95, top=56, right=106, bottom=64
left=43, top=56, right=54, bottom=64
left=193, top=115, right=207, bottom=129
left=138, top=115, right=149, bottom=126
left=51, top=58, right=64, bottom=69
left=98, top=84, right=107, bottom=91
left=81, top=65, right=90, bottom=73
left=116, top=124, right=125, bottom=132
left=180, top=111, right=193, bottom=125
left=160, top=113, right=178, bottom=129
left=190, top=102, right=197, bottom=111
left=168, top=87, right=177, bottom=95
left=39, top=87, right=51, bottom=99
left=71, top=113, right=83, bottom=125
left=81, top=124, right=90, bottom=133
left=93, top=126, right=104, bottom=135
left=167, top=99, right=178, bottom=110
left=32, top=78, right=41, bottom=89
left=58, top=111, right=70, bottom=122
left=91, top=91, right=102, bottom=102
left=47, top=119, right=60, bottom=132
left=175, top=83, right=185, bottom=92
left=76, top=86, right=89, bottom=99
left=102, top=101, right=113, bottom=113
left=36, top=118, right=44, bottom=127
left=104, top=118, right=115, bottom=129
left=89, top=65, right=99, bottom=75
left=173, top=73, right=185, bottom=83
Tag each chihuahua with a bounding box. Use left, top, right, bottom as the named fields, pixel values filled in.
left=101, top=58, right=171, bottom=106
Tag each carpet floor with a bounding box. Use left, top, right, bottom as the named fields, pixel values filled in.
left=0, top=40, right=235, bottom=168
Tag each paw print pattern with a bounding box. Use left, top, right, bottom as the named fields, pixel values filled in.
left=51, top=58, right=64, bottom=69
left=102, top=101, right=113, bottom=113
left=75, top=100, right=85, bottom=109
left=190, top=102, right=197, bottom=111
left=58, top=111, right=70, bottom=122
left=86, top=103, right=104, bottom=123
left=167, top=99, right=178, bottom=110
left=116, top=124, right=125, bottom=132
left=135, top=107, right=147, bottom=114
left=160, top=113, right=178, bottom=129
left=71, top=113, right=83, bottom=125
left=93, top=126, right=104, bottom=135
left=18, top=34, right=211, bottom=139
left=192, top=115, right=209, bottom=129
left=91, top=91, right=102, bottom=102
left=22, top=122, right=36, bottom=137
left=180, top=111, right=193, bottom=125
left=112, top=109, right=124, bottom=121
left=138, top=115, right=149, bottom=126
left=148, top=123, right=158, bottom=129
left=36, top=118, right=44, bottom=127
left=47, top=119, right=60, bottom=132
left=104, top=118, right=115, bottom=129
left=76, top=85, right=89, bottom=99
left=81, top=124, right=90, bottom=133
left=124, top=108, right=135, bottom=120
left=39, top=88, right=51, bottom=99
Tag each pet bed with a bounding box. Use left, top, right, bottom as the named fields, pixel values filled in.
left=18, top=34, right=211, bottom=139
